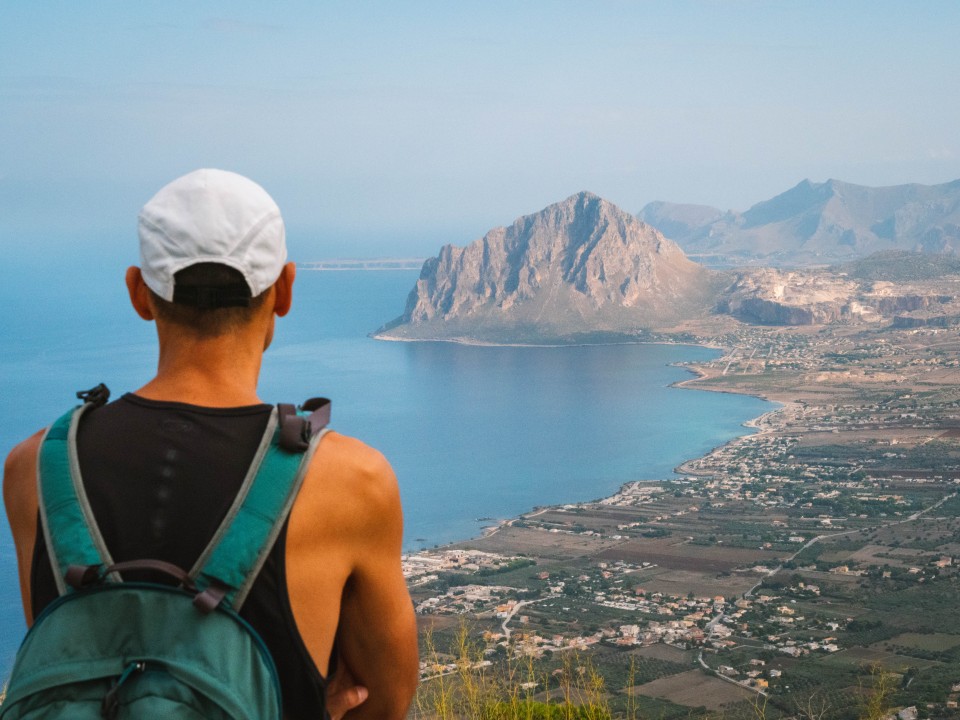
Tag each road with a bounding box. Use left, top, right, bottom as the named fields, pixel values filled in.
left=501, top=596, right=555, bottom=641
left=697, top=649, right=767, bottom=697
left=745, top=492, right=957, bottom=597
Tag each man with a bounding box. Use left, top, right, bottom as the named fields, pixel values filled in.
left=3, top=169, right=419, bottom=718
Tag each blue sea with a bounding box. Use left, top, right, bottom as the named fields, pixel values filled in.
left=0, top=264, right=771, bottom=677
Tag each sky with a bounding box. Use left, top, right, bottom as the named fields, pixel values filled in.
left=2, top=1, right=959, bottom=262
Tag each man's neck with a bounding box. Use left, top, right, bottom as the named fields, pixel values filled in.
left=136, top=328, right=267, bottom=408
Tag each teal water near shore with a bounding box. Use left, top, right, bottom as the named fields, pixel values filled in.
left=0, top=266, right=770, bottom=677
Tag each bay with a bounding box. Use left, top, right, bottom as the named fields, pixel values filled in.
left=0, top=266, right=771, bottom=677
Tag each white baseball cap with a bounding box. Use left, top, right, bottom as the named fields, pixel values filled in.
left=138, top=169, right=287, bottom=305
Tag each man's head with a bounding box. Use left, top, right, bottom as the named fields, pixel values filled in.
left=131, top=169, right=292, bottom=336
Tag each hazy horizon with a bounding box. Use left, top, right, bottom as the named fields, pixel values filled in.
left=3, top=2, right=959, bottom=262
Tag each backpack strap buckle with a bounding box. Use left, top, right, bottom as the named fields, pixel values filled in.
left=75, top=383, right=110, bottom=408
left=277, top=399, right=330, bottom=452
left=301, top=397, right=331, bottom=430
left=277, top=403, right=310, bottom=452
left=65, top=564, right=103, bottom=590
left=193, top=581, right=230, bottom=615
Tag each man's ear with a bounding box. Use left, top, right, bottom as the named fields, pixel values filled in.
left=126, top=267, right=156, bottom=321
left=273, top=262, right=295, bottom=317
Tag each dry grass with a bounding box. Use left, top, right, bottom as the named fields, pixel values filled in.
left=414, top=622, right=624, bottom=720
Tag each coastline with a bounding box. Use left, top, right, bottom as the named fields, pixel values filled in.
left=372, top=330, right=721, bottom=352
left=668, top=361, right=789, bottom=475
left=404, top=338, right=783, bottom=553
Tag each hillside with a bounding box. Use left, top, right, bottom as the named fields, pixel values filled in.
left=638, top=178, right=960, bottom=267
left=376, top=192, right=724, bottom=343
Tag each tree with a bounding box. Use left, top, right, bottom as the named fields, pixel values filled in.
left=793, top=691, right=832, bottom=720
left=859, top=665, right=897, bottom=720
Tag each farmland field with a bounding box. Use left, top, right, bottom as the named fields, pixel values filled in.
left=886, top=632, right=960, bottom=652
left=630, top=669, right=755, bottom=709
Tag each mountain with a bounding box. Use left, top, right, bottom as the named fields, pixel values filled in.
left=376, top=192, right=724, bottom=343
left=638, top=178, right=960, bottom=267
left=637, top=201, right=724, bottom=241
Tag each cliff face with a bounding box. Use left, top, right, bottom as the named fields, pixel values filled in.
left=718, top=266, right=959, bottom=326
left=378, top=192, right=722, bottom=342
left=718, top=269, right=862, bottom=325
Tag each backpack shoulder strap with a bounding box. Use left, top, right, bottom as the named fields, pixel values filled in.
left=190, top=400, right=331, bottom=612
left=37, top=403, right=116, bottom=596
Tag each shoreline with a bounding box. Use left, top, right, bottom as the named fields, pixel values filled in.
left=404, top=337, right=786, bottom=554
left=372, top=331, right=722, bottom=352
left=668, top=362, right=790, bottom=475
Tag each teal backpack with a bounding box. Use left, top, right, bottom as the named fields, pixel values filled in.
left=0, top=386, right=331, bottom=720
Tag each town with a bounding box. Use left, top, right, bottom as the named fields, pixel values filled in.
left=406, top=309, right=960, bottom=719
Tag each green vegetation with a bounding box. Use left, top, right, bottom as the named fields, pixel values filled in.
left=475, top=559, right=537, bottom=578
left=415, top=624, right=618, bottom=720
left=840, top=251, right=960, bottom=282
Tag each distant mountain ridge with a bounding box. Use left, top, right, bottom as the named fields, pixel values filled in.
left=638, top=178, right=960, bottom=266
left=376, top=192, right=723, bottom=343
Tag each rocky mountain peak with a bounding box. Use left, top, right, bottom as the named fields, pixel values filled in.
left=742, top=178, right=837, bottom=228
left=376, top=193, right=722, bottom=342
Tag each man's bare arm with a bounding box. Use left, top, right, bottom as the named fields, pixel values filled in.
left=3, top=430, right=44, bottom=625
left=335, top=466, right=419, bottom=718
left=286, top=434, right=419, bottom=717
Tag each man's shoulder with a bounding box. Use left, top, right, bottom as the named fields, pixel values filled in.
left=289, top=431, right=401, bottom=555
left=4, top=431, right=44, bottom=488
left=299, top=431, right=399, bottom=517
left=3, top=429, right=45, bottom=522
left=313, top=430, right=394, bottom=481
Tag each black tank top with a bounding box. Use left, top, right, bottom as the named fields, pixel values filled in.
left=30, top=393, right=328, bottom=719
